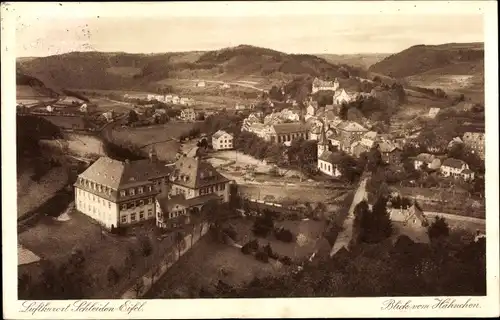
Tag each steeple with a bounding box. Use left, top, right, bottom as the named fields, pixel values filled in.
left=317, top=120, right=329, bottom=158
left=149, top=145, right=158, bottom=162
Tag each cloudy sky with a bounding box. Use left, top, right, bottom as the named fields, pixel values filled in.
left=14, top=2, right=484, bottom=57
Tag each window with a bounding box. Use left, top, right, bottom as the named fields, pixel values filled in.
left=148, top=185, right=152, bottom=192
left=139, top=212, right=144, bottom=220
left=98, top=198, right=100, bottom=204
left=221, top=184, right=226, bottom=190
left=129, top=188, right=135, bottom=196
left=138, top=187, right=144, bottom=194
left=121, top=216, right=127, bottom=223
left=108, top=201, right=111, bottom=209
left=121, top=204, right=127, bottom=211
left=148, top=209, right=153, bottom=216
left=130, top=201, right=136, bottom=209
left=92, top=195, right=95, bottom=202
left=148, top=198, right=153, bottom=204
left=120, top=190, right=126, bottom=197
left=131, top=213, right=136, bottom=221
left=139, top=200, right=144, bottom=206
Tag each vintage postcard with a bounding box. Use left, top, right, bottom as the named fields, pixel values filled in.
left=2, top=1, right=499, bottom=319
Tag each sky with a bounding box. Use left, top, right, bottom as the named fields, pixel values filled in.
left=14, top=2, right=484, bottom=57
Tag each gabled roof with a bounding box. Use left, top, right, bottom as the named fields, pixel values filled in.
left=363, top=131, right=378, bottom=140
left=414, top=153, right=436, bottom=163
left=170, top=156, right=230, bottom=189
left=337, top=121, right=368, bottom=132
left=272, top=123, right=307, bottom=134
left=378, top=140, right=400, bottom=153
left=442, top=158, right=467, bottom=169
left=212, top=129, right=231, bottom=140
left=318, top=150, right=343, bottom=164
left=77, top=157, right=172, bottom=190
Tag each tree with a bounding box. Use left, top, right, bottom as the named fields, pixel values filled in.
left=107, top=266, right=120, bottom=286
left=18, top=272, right=32, bottom=299
left=175, top=231, right=185, bottom=258
left=132, top=279, right=145, bottom=298
left=127, top=110, right=139, bottom=124
left=427, top=216, right=450, bottom=241
left=138, top=235, right=153, bottom=257
left=356, top=196, right=392, bottom=244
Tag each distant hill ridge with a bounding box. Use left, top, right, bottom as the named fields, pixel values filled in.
left=369, top=42, right=484, bottom=78
left=17, top=44, right=365, bottom=91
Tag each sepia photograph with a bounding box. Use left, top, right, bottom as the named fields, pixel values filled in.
left=2, top=1, right=499, bottom=319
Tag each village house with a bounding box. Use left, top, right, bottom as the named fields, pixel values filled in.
left=389, top=202, right=430, bottom=244
left=440, top=158, right=475, bottom=181
left=333, top=89, right=356, bottom=105
left=378, top=140, right=403, bottom=164
left=220, top=83, right=231, bottom=89
left=165, top=95, right=173, bottom=103
left=267, top=123, right=308, bottom=145
left=462, top=132, right=485, bottom=160
left=311, top=77, right=339, bottom=94
left=180, top=97, right=192, bottom=106
left=331, top=121, right=369, bottom=153
left=413, top=153, right=442, bottom=171
left=74, top=149, right=171, bottom=229
left=196, top=81, right=206, bottom=88
left=308, top=125, right=322, bottom=141
left=317, top=124, right=342, bottom=177
left=172, top=96, right=180, bottom=105
left=180, top=108, right=196, bottom=121
left=235, top=104, right=246, bottom=110
left=212, top=130, right=234, bottom=151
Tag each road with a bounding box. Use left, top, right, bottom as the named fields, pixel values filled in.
left=330, top=177, right=368, bottom=256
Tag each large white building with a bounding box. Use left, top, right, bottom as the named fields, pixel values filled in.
left=311, top=77, right=339, bottom=94
left=212, top=130, right=234, bottom=150
left=74, top=149, right=171, bottom=229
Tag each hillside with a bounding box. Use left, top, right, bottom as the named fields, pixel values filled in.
left=369, top=42, right=484, bottom=78
left=16, top=71, right=60, bottom=101
left=315, top=53, right=390, bottom=70
left=17, top=45, right=365, bottom=92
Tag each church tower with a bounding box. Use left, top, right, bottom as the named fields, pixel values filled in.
left=149, top=145, right=158, bottom=163
left=317, top=121, right=329, bottom=158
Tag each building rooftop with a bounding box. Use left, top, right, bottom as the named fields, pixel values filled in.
left=212, top=129, right=231, bottom=140
left=442, top=158, right=467, bottom=169
left=272, top=122, right=307, bottom=134
left=170, top=156, right=230, bottom=189
left=318, top=149, right=343, bottom=164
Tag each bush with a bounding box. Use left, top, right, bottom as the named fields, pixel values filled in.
left=279, top=255, right=292, bottom=265
left=138, top=235, right=153, bottom=257
left=252, top=213, right=275, bottom=237
left=274, top=227, right=294, bottom=243
left=241, top=239, right=259, bottom=255
left=255, top=251, right=269, bottom=263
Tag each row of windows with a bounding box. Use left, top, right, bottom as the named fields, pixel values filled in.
left=319, top=161, right=333, bottom=172
left=120, top=198, right=154, bottom=211
left=78, top=189, right=112, bottom=208
left=200, top=183, right=225, bottom=195
left=78, top=178, right=114, bottom=196
left=121, top=209, right=153, bottom=223
left=119, top=184, right=155, bottom=198
left=79, top=201, right=110, bottom=220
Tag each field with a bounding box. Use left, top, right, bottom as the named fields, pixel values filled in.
left=147, top=236, right=291, bottom=298
left=17, top=166, right=69, bottom=219
left=110, top=122, right=195, bottom=161
left=18, top=208, right=189, bottom=299
left=227, top=218, right=327, bottom=260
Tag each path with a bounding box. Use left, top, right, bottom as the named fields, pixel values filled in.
left=330, top=177, right=368, bottom=257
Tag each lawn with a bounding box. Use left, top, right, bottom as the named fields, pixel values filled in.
left=225, top=218, right=326, bottom=261
left=17, top=165, right=69, bottom=219
left=18, top=210, right=175, bottom=298
left=147, top=236, right=291, bottom=298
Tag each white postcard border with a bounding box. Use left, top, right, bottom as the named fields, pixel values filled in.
left=2, top=1, right=499, bottom=319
